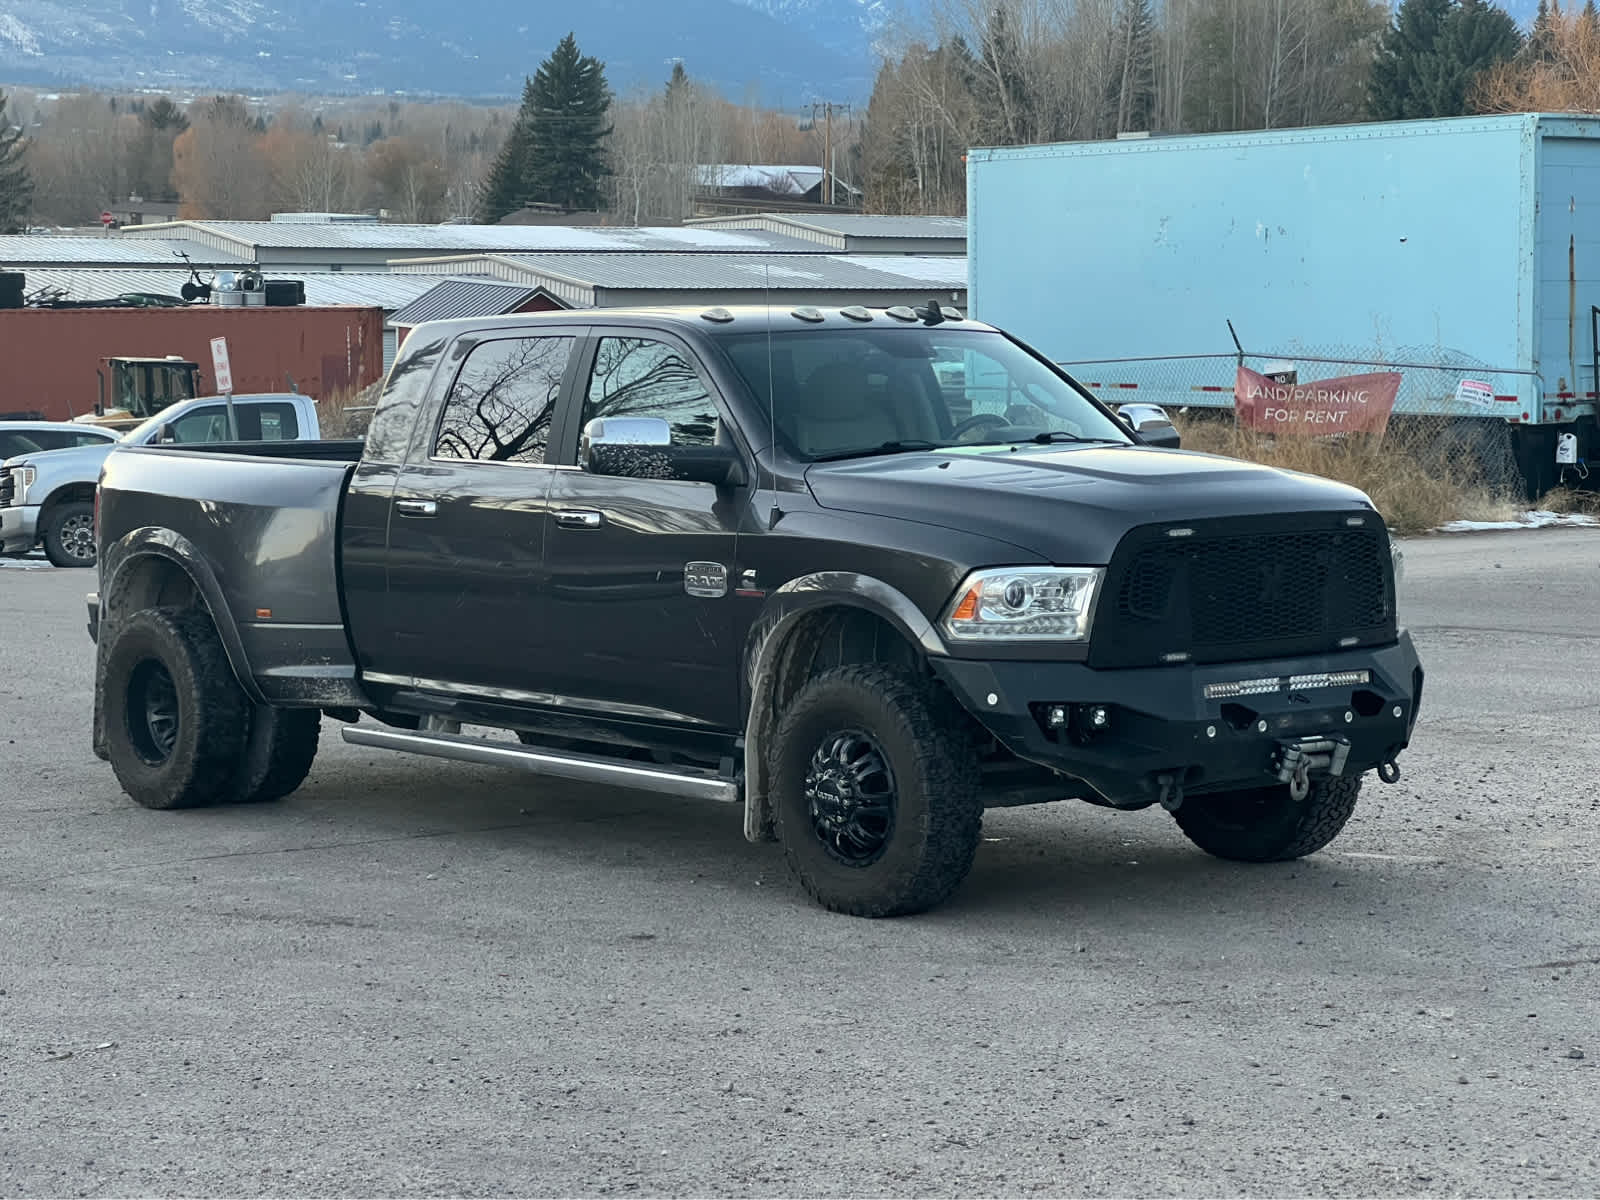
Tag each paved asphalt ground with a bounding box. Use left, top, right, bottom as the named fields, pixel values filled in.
left=1, top=531, right=1597, bottom=1198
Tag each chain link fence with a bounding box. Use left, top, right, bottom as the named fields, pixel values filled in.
left=1059, top=343, right=1533, bottom=494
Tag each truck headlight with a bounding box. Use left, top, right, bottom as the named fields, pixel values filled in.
left=10, top=465, right=35, bottom=505
left=942, top=567, right=1103, bottom=642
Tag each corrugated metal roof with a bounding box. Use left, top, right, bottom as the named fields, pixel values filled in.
left=770, top=214, right=967, bottom=239
left=491, top=252, right=969, bottom=292
left=686, top=213, right=967, bottom=247
left=0, top=235, right=250, bottom=266
left=15, top=268, right=441, bottom=313
left=121, top=220, right=826, bottom=255
left=389, top=278, right=543, bottom=327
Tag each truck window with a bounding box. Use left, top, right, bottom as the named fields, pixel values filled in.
left=168, top=402, right=300, bottom=443
left=716, top=328, right=1129, bottom=460
left=582, top=336, right=718, bottom=447
left=0, top=432, right=45, bottom=457
left=432, top=336, right=573, bottom=465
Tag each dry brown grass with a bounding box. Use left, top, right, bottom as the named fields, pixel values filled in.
left=1173, top=414, right=1520, bottom=535
left=317, top=380, right=382, bottom=438
left=1537, top=485, right=1600, bottom=515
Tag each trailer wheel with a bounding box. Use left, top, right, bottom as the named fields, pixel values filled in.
left=1171, top=775, right=1362, bottom=862
left=42, top=499, right=97, bottom=568
left=102, top=607, right=248, bottom=810
left=770, top=664, right=982, bottom=917
left=229, top=706, right=320, bottom=804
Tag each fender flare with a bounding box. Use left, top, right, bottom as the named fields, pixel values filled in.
left=100, top=526, right=267, bottom=707
left=740, top=572, right=945, bottom=843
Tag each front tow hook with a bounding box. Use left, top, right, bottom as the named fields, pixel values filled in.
left=1274, top=736, right=1351, bottom=801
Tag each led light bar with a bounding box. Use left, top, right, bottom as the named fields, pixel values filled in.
left=1287, top=671, right=1371, bottom=690
left=1203, top=670, right=1370, bottom=701
left=1201, top=677, right=1281, bottom=699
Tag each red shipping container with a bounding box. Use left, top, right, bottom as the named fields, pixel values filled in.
left=0, top=305, right=385, bottom=422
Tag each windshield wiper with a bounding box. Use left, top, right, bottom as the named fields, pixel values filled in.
left=1023, top=431, right=1126, bottom=445
left=811, top=440, right=947, bottom=462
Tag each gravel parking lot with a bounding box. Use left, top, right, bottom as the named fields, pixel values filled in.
left=2, top=531, right=1598, bottom=1198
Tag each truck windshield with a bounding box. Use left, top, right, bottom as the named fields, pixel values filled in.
left=715, top=327, right=1131, bottom=461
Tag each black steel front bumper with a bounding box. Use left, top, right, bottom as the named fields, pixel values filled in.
left=932, top=633, right=1423, bottom=807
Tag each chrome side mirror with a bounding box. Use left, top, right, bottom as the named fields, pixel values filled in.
left=579, top=416, right=672, bottom=466
left=1115, top=403, right=1181, bottom=450
left=580, top=415, right=744, bottom=486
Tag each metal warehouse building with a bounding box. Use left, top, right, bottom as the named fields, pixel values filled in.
left=2, top=215, right=967, bottom=371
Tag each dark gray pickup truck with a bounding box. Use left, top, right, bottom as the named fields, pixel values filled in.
left=88, top=304, right=1422, bottom=916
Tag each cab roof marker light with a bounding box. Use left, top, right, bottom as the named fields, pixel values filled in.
left=840, top=306, right=873, bottom=322
left=885, top=306, right=917, bottom=322
left=791, top=306, right=825, bottom=323
left=700, top=308, right=734, bottom=323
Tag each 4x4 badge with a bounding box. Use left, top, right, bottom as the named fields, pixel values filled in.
left=684, top=562, right=728, bottom=598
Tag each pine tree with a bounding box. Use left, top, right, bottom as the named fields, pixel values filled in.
left=0, top=90, right=33, bottom=233
left=1526, top=0, right=1558, bottom=62
left=1369, top=0, right=1455, bottom=118
left=665, top=61, right=691, bottom=105
left=1368, top=0, right=1521, bottom=118
left=524, top=33, right=613, bottom=212
left=476, top=76, right=538, bottom=223
left=1429, top=0, right=1524, bottom=112
left=1107, top=0, right=1157, bottom=134
left=143, top=96, right=189, bottom=135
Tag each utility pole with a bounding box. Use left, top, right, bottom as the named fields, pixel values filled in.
left=807, top=101, right=851, bottom=206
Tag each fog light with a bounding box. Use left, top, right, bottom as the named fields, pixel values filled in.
left=1047, top=705, right=1069, bottom=728
left=1087, top=705, right=1110, bottom=730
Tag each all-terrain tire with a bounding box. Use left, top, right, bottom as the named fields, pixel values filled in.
left=1171, top=774, right=1363, bottom=862
left=102, top=607, right=249, bottom=809
left=770, top=664, right=982, bottom=918
left=42, top=499, right=97, bottom=568
left=229, top=706, right=320, bottom=803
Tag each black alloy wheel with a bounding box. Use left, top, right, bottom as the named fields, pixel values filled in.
left=127, top=659, right=181, bottom=764
left=804, top=728, right=897, bottom=866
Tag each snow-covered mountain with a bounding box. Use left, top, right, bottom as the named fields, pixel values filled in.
left=0, top=0, right=917, bottom=101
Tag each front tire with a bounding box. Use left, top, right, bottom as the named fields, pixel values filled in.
left=770, top=664, right=982, bottom=917
left=42, top=499, right=97, bottom=568
left=1171, top=775, right=1362, bottom=862
left=102, top=607, right=248, bottom=809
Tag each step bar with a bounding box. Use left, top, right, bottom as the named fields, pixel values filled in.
left=341, top=725, right=740, bottom=804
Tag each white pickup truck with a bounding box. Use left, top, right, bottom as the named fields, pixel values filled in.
left=0, top=393, right=320, bottom=567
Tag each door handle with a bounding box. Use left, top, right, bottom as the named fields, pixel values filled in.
left=555, top=509, right=604, bottom=529
left=395, top=498, right=438, bottom=518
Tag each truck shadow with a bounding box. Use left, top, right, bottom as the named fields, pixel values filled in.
left=301, top=747, right=1386, bottom=927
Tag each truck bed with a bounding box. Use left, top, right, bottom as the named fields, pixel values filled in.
left=96, top=443, right=362, bottom=705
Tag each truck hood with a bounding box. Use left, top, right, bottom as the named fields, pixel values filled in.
left=803, top=444, right=1376, bottom=562
left=2, top=440, right=120, bottom=476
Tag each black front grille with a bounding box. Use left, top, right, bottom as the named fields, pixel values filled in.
left=1090, top=515, right=1395, bottom=668
left=0, top=468, right=13, bottom=508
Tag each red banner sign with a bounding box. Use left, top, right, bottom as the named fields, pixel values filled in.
left=1234, top=366, right=1402, bottom=436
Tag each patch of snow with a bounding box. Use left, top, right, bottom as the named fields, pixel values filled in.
left=0, top=555, right=52, bottom=569
left=0, top=14, right=43, bottom=55
left=1437, top=510, right=1600, bottom=533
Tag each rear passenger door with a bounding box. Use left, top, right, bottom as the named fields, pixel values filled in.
left=377, top=329, right=583, bottom=691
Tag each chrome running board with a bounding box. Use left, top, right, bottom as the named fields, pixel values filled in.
left=341, top=725, right=740, bottom=803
